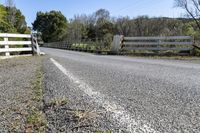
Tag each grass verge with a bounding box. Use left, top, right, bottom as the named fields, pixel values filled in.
left=128, top=55, right=200, bottom=61
left=26, top=67, right=47, bottom=133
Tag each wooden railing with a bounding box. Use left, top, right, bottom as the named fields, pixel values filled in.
left=111, top=35, right=194, bottom=54
left=0, top=33, right=40, bottom=57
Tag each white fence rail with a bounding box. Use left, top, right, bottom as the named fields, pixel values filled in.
left=111, top=35, right=194, bottom=54
left=0, top=33, right=40, bottom=57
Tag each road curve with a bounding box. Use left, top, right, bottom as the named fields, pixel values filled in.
left=41, top=47, right=200, bottom=133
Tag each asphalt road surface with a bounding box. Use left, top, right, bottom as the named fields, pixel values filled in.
left=41, top=47, right=200, bottom=133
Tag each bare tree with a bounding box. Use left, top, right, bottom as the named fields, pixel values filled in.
left=5, top=0, right=15, bottom=7
left=175, top=0, right=200, bottom=30
left=5, top=0, right=16, bottom=25
left=115, top=17, right=135, bottom=36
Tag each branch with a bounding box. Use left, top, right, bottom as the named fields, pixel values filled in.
left=184, top=0, right=200, bottom=30
left=191, top=0, right=200, bottom=14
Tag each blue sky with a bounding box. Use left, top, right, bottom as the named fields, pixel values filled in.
left=0, top=0, right=185, bottom=26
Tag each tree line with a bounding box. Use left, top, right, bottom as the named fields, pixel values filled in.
left=33, top=9, right=200, bottom=49
left=1, top=0, right=200, bottom=49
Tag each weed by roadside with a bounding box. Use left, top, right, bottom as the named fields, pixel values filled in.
left=128, top=55, right=200, bottom=61
left=44, top=96, right=102, bottom=132
left=26, top=67, right=47, bottom=132
left=50, top=97, right=68, bottom=107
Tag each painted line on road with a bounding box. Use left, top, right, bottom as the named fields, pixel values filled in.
left=50, top=58, right=158, bottom=133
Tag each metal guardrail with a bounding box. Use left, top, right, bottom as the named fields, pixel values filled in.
left=0, top=33, right=40, bottom=57
left=111, top=35, right=194, bottom=54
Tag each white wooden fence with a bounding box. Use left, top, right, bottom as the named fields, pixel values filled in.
left=0, top=33, right=40, bottom=57
left=111, top=35, right=194, bottom=54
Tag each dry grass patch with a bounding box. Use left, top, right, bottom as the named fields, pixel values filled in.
left=50, top=96, right=68, bottom=107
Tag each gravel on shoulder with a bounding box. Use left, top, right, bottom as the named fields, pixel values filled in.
left=0, top=56, right=45, bottom=132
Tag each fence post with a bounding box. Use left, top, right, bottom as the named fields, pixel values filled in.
left=4, top=37, right=10, bottom=56
left=111, top=35, right=123, bottom=54
left=157, top=38, right=161, bottom=52
left=36, top=39, right=40, bottom=55
left=31, top=35, right=40, bottom=55
left=192, top=36, right=194, bottom=46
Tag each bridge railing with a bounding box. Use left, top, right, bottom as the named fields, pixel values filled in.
left=43, top=41, right=71, bottom=49
left=0, top=33, right=40, bottom=57
left=111, top=35, right=194, bottom=54
left=43, top=35, right=195, bottom=55
left=43, top=40, right=98, bottom=52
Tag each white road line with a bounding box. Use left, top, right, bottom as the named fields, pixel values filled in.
left=50, top=58, right=158, bottom=133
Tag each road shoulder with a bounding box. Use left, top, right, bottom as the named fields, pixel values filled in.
left=0, top=56, right=46, bottom=132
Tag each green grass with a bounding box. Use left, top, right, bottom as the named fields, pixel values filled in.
left=27, top=111, right=46, bottom=131
left=126, top=48, right=200, bottom=61
left=32, top=70, right=43, bottom=102
left=129, top=55, right=200, bottom=60
left=71, top=43, right=97, bottom=50
left=26, top=67, right=47, bottom=132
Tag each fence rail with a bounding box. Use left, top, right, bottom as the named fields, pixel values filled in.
left=111, top=35, right=194, bottom=54
left=0, top=33, right=40, bottom=57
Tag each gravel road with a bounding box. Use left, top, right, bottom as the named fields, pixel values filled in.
left=42, top=47, right=200, bottom=133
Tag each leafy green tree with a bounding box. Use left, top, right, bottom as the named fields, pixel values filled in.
left=14, top=9, right=28, bottom=33
left=0, top=4, right=15, bottom=33
left=33, top=11, right=68, bottom=42
left=0, top=4, right=29, bottom=34
left=86, top=23, right=96, bottom=41
left=94, top=9, right=113, bottom=40
left=0, top=20, right=16, bottom=33
left=0, top=4, right=7, bottom=20
left=96, top=19, right=114, bottom=40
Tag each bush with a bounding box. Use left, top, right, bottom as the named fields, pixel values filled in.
left=192, top=48, right=200, bottom=56
left=103, top=33, right=113, bottom=50
left=0, top=20, right=16, bottom=33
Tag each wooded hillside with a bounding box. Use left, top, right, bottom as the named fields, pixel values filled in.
left=33, top=8, right=200, bottom=48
